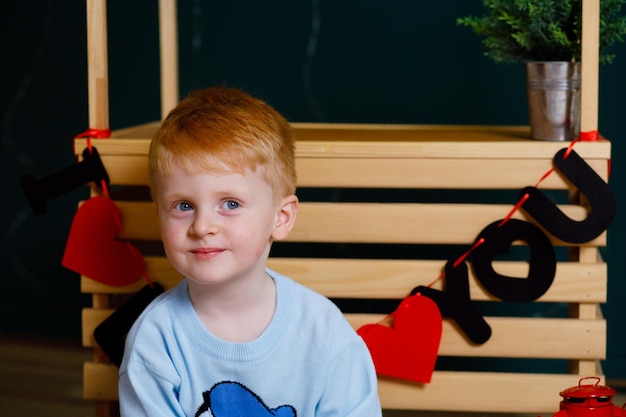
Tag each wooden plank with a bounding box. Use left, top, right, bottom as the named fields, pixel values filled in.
left=296, top=157, right=609, bottom=189
left=294, top=138, right=610, bottom=160
left=581, top=0, right=600, bottom=134
left=109, top=121, right=160, bottom=139
left=83, top=362, right=119, bottom=401
left=82, top=308, right=101, bottom=347
left=441, top=317, right=604, bottom=359
left=272, top=259, right=608, bottom=303
left=158, top=0, right=178, bottom=119
left=110, top=201, right=602, bottom=246
left=289, top=123, right=606, bottom=155
left=350, top=315, right=605, bottom=359
left=86, top=0, right=108, bottom=130
left=293, top=123, right=535, bottom=143
left=82, top=361, right=604, bottom=414
left=82, top=307, right=605, bottom=360
left=576, top=359, right=601, bottom=376
left=82, top=309, right=109, bottom=347
left=75, top=124, right=612, bottom=160
left=98, top=155, right=149, bottom=185
left=93, top=154, right=609, bottom=189
left=290, top=202, right=601, bottom=245
left=378, top=370, right=604, bottom=413
left=81, top=258, right=607, bottom=304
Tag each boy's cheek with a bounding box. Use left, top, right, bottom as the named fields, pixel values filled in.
left=159, top=224, right=180, bottom=246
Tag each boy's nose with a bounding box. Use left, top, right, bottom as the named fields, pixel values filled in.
left=190, top=212, right=219, bottom=236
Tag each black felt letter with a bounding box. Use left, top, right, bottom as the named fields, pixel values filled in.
left=413, top=260, right=492, bottom=345
left=519, top=148, right=615, bottom=244
left=470, top=219, right=556, bottom=303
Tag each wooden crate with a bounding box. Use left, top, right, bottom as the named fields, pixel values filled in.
left=75, top=123, right=611, bottom=415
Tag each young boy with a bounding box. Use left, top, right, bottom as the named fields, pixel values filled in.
left=119, top=86, right=382, bottom=417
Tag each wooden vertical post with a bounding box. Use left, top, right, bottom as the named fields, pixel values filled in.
left=580, top=0, right=600, bottom=134
left=86, top=0, right=109, bottom=131
left=86, top=4, right=113, bottom=416
left=571, top=0, right=602, bottom=378
left=159, top=0, right=179, bottom=120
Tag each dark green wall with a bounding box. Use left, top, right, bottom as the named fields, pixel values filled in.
left=2, top=1, right=624, bottom=378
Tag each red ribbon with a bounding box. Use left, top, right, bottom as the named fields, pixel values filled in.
left=578, top=130, right=599, bottom=141
left=577, top=130, right=610, bottom=178
left=72, top=127, right=112, bottom=156
left=75, top=127, right=112, bottom=139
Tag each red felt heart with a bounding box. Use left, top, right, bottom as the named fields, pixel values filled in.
left=62, top=196, right=145, bottom=286
left=357, top=293, right=442, bottom=383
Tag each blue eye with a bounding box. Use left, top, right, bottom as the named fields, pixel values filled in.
left=223, top=200, right=240, bottom=210
left=175, top=202, right=193, bottom=211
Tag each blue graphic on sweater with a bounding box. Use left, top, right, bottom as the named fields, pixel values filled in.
left=195, top=381, right=297, bottom=417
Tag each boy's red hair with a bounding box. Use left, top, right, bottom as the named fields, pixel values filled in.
left=149, top=86, right=296, bottom=200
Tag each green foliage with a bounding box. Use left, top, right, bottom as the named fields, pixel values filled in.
left=457, top=0, right=626, bottom=63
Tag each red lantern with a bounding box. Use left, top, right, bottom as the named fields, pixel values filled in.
left=551, top=377, right=626, bottom=417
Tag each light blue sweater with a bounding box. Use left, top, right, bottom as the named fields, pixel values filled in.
left=119, top=268, right=382, bottom=417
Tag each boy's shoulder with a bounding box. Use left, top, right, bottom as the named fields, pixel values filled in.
left=269, top=268, right=351, bottom=329
left=144, top=279, right=186, bottom=312
left=270, top=268, right=335, bottom=307
left=126, top=280, right=188, bottom=337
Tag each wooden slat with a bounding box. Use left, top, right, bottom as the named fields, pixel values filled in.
left=296, top=157, right=608, bottom=189
left=581, top=0, right=600, bottom=133
left=377, top=370, right=603, bottom=413
left=109, top=121, right=160, bottom=139
left=75, top=123, right=612, bottom=159
left=290, top=123, right=607, bottom=155
left=272, top=259, right=608, bottom=303
left=93, top=153, right=609, bottom=189
left=439, top=317, right=604, bottom=359
left=350, top=315, right=605, bottom=359
left=577, top=359, right=600, bottom=376
left=158, top=0, right=178, bottom=119
left=110, top=201, right=601, bottom=245
left=82, top=258, right=607, bottom=304
left=98, top=155, right=149, bottom=185
left=82, top=363, right=604, bottom=413
left=77, top=123, right=610, bottom=191
left=289, top=203, right=599, bottom=245
left=82, top=308, right=605, bottom=360
left=294, top=138, right=609, bottom=160
left=86, top=0, right=108, bottom=131
left=82, top=308, right=102, bottom=348
left=82, top=308, right=108, bottom=347
left=84, top=362, right=119, bottom=401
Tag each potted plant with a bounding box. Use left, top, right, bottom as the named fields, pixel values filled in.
left=457, top=0, right=626, bottom=141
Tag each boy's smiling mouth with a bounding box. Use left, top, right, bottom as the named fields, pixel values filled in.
left=190, top=248, right=225, bottom=260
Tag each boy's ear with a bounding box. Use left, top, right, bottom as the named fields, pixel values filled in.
left=272, top=195, right=298, bottom=241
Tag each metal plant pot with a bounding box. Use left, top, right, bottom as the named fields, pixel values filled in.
left=525, top=61, right=581, bottom=141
